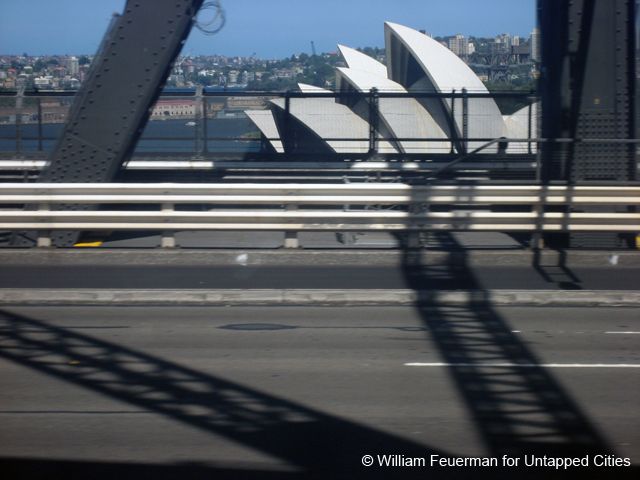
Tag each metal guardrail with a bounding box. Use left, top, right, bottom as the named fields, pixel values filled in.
left=1, top=89, right=539, bottom=158
left=0, top=159, right=537, bottom=173
left=1, top=183, right=638, bottom=247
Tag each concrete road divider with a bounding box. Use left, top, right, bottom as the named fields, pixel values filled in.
left=0, top=289, right=638, bottom=307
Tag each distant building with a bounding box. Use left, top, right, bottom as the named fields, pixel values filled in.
left=530, top=27, right=541, bottom=62
left=183, top=61, right=195, bottom=74
left=467, top=42, right=476, bottom=55
left=448, top=34, right=468, bottom=57
left=495, top=33, right=512, bottom=52
left=151, top=99, right=195, bottom=119
left=34, top=76, right=53, bottom=88
left=227, top=70, right=239, bottom=84
left=226, top=96, right=266, bottom=110
left=67, top=56, right=79, bottom=76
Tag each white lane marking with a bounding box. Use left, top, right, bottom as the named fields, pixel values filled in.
left=404, top=363, right=640, bottom=368
left=605, top=332, right=640, bottom=335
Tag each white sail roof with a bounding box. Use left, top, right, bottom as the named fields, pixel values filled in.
left=385, top=22, right=488, bottom=92
left=385, top=22, right=506, bottom=151
left=270, top=84, right=397, bottom=154
left=504, top=102, right=539, bottom=154
left=336, top=67, right=449, bottom=153
left=337, top=44, right=388, bottom=78
left=245, top=110, right=284, bottom=153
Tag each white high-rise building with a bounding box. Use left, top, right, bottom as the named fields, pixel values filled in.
left=67, top=56, right=79, bottom=76
left=530, top=27, right=541, bottom=62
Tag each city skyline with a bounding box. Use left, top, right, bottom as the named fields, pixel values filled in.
left=0, top=0, right=536, bottom=58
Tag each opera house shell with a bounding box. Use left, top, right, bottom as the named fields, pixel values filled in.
left=246, top=22, right=532, bottom=156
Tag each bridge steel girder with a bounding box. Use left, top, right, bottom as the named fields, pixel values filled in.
left=40, top=0, right=204, bottom=183
left=28, top=0, right=204, bottom=245
left=538, top=0, right=637, bottom=248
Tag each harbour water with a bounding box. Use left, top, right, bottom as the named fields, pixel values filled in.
left=0, top=117, right=260, bottom=154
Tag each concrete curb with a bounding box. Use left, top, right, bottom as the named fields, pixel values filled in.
left=0, top=289, right=638, bottom=307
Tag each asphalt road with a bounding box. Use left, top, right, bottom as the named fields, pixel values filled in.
left=0, top=305, right=638, bottom=479
left=0, top=264, right=637, bottom=290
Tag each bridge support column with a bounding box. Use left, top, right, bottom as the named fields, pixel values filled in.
left=18, top=0, right=206, bottom=247
left=538, top=0, right=637, bottom=248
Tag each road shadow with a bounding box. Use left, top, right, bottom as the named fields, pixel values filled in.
left=398, top=222, right=608, bottom=458
left=0, top=309, right=442, bottom=480
left=2, top=305, right=634, bottom=479
left=532, top=247, right=583, bottom=290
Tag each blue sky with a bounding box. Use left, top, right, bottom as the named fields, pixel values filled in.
left=0, top=0, right=536, bottom=58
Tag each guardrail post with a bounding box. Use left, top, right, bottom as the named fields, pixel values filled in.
left=530, top=186, right=545, bottom=249
left=406, top=203, right=422, bottom=249
left=36, top=233, right=52, bottom=248
left=282, top=90, right=291, bottom=153
left=462, top=88, right=468, bottom=153
left=161, top=203, right=176, bottom=248
left=202, top=91, right=209, bottom=155
left=36, top=203, right=51, bottom=247
left=284, top=203, right=299, bottom=248
left=368, top=87, right=379, bottom=155
left=527, top=97, right=533, bottom=155
left=531, top=205, right=545, bottom=250
left=531, top=232, right=544, bottom=250
left=407, top=231, right=421, bottom=249
left=284, top=231, right=299, bottom=249
left=194, top=86, right=204, bottom=158
left=449, top=89, right=456, bottom=154
left=37, top=98, right=43, bottom=152
left=15, top=86, right=24, bottom=156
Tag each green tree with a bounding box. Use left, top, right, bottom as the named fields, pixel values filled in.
left=33, top=59, right=46, bottom=73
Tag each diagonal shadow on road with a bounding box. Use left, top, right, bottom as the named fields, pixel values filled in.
left=398, top=222, right=610, bottom=458
left=0, top=308, right=441, bottom=480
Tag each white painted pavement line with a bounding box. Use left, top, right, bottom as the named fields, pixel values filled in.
left=506, top=331, right=638, bottom=335
left=404, top=363, right=640, bottom=368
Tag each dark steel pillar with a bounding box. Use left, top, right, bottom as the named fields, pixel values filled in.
left=539, top=0, right=637, bottom=248
left=41, top=0, right=204, bottom=183
left=26, top=0, right=204, bottom=246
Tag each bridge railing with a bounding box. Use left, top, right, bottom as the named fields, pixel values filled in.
left=1, top=182, right=637, bottom=247
left=0, top=89, right=538, bottom=159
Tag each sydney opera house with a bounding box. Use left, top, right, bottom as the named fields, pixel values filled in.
left=246, top=22, right=535, bottom=156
